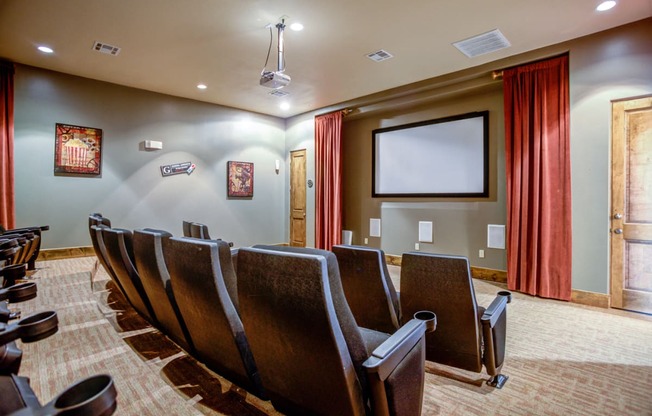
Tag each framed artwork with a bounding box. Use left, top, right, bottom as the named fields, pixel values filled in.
left=54, top=123, right=103, bottom=176
left=227, top=161, right=254, bottom=197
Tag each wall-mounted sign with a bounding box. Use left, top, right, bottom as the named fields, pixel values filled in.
left=161, top=161, right=195, bottom=177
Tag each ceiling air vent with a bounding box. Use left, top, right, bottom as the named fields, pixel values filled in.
left=92, top=41, right=121, bottom=56
left=452, top=29, right=510, bottom=58
left=366, top=49, right=393, bottom=62
left=269, top=90, right=289, bottom=98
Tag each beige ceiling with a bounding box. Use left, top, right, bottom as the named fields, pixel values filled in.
left=1, top=0, right=650, bottom=118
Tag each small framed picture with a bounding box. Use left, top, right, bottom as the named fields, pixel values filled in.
left=227, top=161, right=254, bottom=198
left=54, top=123, right=103, bottom=176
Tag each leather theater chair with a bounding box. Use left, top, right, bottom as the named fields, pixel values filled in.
left=400, top=252, right=512, bottom=388
left=162, top=237, right=264, bottom=398
left=238, top=245, right=436, bottom=416
left=189, top=222, right=211, bottom=239
left=88, top=214, right=128, bottom=298
left=0, top=225, right=49, bottom=271
left=332, top=245, right=401, bottom=334
left=132, top=229, right=195, bottom=353
left=100, top=228, right=158, bottom=325
left=181, top=220, right=192, bottom=238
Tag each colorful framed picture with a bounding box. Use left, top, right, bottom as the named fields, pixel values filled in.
left=227, top=161, right=254, bottom=197
left=54, top=123, right=103, bottom=176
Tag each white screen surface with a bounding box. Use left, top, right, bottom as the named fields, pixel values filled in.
left=373, top=112, right=487, bottom=196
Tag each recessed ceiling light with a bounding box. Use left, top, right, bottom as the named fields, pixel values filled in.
left=197, top=84, right=207, bottom=90
left=596, top=1, right=616, bottom=11
left=37, top=46, right=54, bottom=54
left=289, top=22, right=304, bottom=31
left=280, top=102, right=290, bottom=110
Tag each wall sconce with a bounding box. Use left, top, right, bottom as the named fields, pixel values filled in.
left=275, top=159, right=280, bottom=174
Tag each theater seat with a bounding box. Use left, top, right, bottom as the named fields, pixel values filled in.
left=162, top=237, right=264, bottom=398
left=0, top=225, right=48, bottom=271
left=88, top=215, right=128, bottom=298
left=132, top=229, right=194, bottom=353
left=100, top=228, right=158, bottom=325
left=400, top=252, right=512, bottom=388
left=332, top=245, right=401, bottom=334
left=238, top=246, right=435, bottom=416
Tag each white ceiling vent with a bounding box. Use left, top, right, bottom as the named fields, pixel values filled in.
left=269, top=90, right=289, bottom=98
left=453, top=29, right=510, bottom=58
left=92, top=41, right=121, bottom=56
left=366, top=49, right=393, bottom=62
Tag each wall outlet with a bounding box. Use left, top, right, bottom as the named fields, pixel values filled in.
left=364, top=237, right=369, bottom=245
left=479, top=249, right=485, bottom=258
left=415, top=243, right=420, bottom=251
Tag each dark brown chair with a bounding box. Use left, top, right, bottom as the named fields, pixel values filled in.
left=400, top=252, right=511, bottom=388
left=239, top=246, right=435, bottom=416
left=88, top=214, right=128, bottom=298
left=0, top=225, right=48, bottom=271
left=100, top=227, right=157, bottom=325
left=181, top=220, right=192, bottom=238
left=332, top=245, right=401, bottom=334
left=162, top=237, right=264, bottom=398
left=132, top=229, right=194, bottom=353
left=189, top=222, right=211, bottom=239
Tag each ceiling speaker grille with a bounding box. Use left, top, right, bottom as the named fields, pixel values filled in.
left=269, top=90, right=289, bottom=97
left=366, top=49, right=393, bottom=62
left=453, top=29, right=510, bottom=58
left=92, top=41, right=121, bottom=56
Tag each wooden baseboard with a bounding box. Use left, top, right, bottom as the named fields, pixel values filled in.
left=571, top=289, right=610, bottom=309
left=386, top=253, right=609, bottom=309
left=385, top=254, right=507, bottom=283
left=37, top=246, right=95, bottom=261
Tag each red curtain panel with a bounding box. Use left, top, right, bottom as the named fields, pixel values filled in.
left=503, top=55, right=572, bottom=301
left=314, top=111, right=343, bottom=250
left=0, top=61, right=15, bottom=230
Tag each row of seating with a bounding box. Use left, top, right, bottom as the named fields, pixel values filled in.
left=333, top=245, right=512, bottom=389
left=0, top=229, right=117, bottom=416
left=88, top=214, right=436, bottom=415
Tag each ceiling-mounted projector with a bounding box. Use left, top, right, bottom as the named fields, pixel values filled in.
left=260, top=19, right=291, bottom=89
left=260, top=70, right=291, bottom=89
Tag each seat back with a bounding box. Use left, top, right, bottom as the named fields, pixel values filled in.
left=400, top=252, right=483, bottom=372
left=101, top=228, right=157, bottom=324
left=332, top=245, right=401, bottom=333
left=181, top=220, right=192, bottom=237
left=132, top=229, right=194, bottom=353
left=162, top=237, right=263, bottom=396
left=237, top=247, right=366, bottom=416
left=189, top=222, right=211, bottom=239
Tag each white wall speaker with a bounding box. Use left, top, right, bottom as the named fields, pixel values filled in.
left=487, top=224, right=506, bottom=249
left=144, top=140, right=163, bottom=150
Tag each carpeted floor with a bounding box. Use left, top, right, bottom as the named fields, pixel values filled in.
left=14, top=257, right=652, bottom=415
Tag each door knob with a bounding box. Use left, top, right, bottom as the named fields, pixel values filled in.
left=614, top=228, right=623, bottom=234
left=613, top=213, right=623, bottom=219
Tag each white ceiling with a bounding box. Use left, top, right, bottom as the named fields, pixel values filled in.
left=1, top=0, right=650, bottom=118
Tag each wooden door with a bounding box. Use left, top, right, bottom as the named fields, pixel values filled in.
left=610, top=95, right=652, bottom=314
left=290, top=149, right=306, bottom=247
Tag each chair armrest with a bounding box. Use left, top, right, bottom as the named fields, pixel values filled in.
left=480, top=291, right=511, bottom=378
left=480, top=291, right=511, bottom=328
left=364, top=318, right=426, bottom=381
left=363, top=312, right=435, bottom=416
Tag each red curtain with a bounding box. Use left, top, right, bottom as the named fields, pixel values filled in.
left=315, top=111, right=343, bottom=250
left=503, top=55, right=572, bottom=301
left=0, top=61, right=15, bottom=230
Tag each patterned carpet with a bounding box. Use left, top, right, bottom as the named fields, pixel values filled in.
left=13, top=258, right=652, bottom=415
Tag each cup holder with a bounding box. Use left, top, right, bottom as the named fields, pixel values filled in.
left=414, top=310, right=437, bottom=333
left=6, top=282, right=37, bottom=303
left=51, top=374, right=117, bottom=416
left=0, top=310, right=59, bottom=345
left=497, top=290, right=513, bottom=303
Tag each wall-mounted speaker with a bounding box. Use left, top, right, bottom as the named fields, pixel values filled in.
left=487, top=224, right=506, bottom=249
left=144, top=140, right=163, bottom=150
